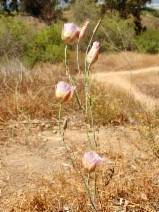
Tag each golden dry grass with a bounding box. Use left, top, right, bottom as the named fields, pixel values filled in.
left=1, top=59, right=158, bottom=125
left=0, top=54, right=159, bottom=211
left=0, top=125, right=159, bottom=211
left=94, top=52, right=159, bottom=72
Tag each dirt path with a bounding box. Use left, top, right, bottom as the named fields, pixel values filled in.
left=92, top=66, right=159, bottom=111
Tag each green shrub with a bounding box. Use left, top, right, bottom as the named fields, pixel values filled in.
left=100, top=14, right=136, bottom=51
left=0, top=16, right=64, bottom=66
left=0, top=16, right=35, bottom=59
left=152, top=9, right=159, bottom=18
left=135, top=29, right=159, bottom=53
left=25, top=24, right=64, bottom=66
left=73, top=0, right=100, bottom=24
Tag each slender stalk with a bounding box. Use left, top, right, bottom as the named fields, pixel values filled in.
left=83, top=18, right=103, bottom=208
left=58, top=103, right=97, bottom=212
left=58, top=103, right=62, bottom=134
left=85, top=123, right=94, bottom=149
left=84, top=18, right=102, bottom=147
left=63, top=46, right=98, bottom=211
left=87, top=172, right=90, bottom=187
left=84, top=18, right=103, bottom=117
left=85, top=63, right=98, bottom=207
left=76, top=42, right=81, bottom=74
left=93, top=172, right=97, bottom=204
left=84, top=18, right=103, bottom=133
left=89, top=101, right=98, bottom=148
left=64, top=45, right=68, bottom=75
left=64, top=45, right=83, bottom=110
left=62, top=19, right=103, bottom=211
left=85, top=71, right=89, bottom=119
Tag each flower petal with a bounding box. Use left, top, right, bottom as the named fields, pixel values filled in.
left=62, top=23, right=80, bottom=44
left=55, top=81, right=75, bottom=102
left=82, top=151, right=104, bottom=172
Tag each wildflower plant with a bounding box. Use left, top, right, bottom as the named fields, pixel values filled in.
left=57, top=18, right=112, bottom=211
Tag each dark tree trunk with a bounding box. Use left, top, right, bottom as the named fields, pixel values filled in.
left=118, top=0, right=127, bottom=18
left=23, top=0, right=55, bottom=23
left=132, top=8, right=143, bottom=35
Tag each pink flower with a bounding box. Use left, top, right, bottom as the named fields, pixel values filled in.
left=78, top=20, right=90, bottom=41
left=55, top=81, right=75, bottom=102
left=86, top=41, right=100, bottom=66
left=62, top=21, right=89, bottom=44
left=62, top=23, right=80, bottom=44
left=82, top=151, right=104, bottom=172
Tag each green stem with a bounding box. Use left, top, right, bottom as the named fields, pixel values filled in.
left=58, top=103, right=97, bottom=212
left=64, top=45, right=83, bottom=110
left=83, top=19, right=103, bottom=209
left=93, top=171, right=97, bottom=204
left=60, top=50, right=98, bottom=210
left=58, top=103, right=62, bottom=133
left=76, top=43, right=81, bottom=74
left=84, top=18, right=103, bottom=140
left=89, top=101, right=98, bottom=148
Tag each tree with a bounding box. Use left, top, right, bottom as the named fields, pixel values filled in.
left=116, top=0, right=152, bottom=34
left=0, top=0, right=21, bottom=13
left=22, top=0, right=61, bottom=22
left=95, top=0, right=152, bottom=34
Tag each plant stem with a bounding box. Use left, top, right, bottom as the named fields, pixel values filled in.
left=89, top=93, right=98, bottom=148
left=93, top=171, right=97, bottom=204
left=63, top=45, right=98, bottom=211
left=64, top=45, right=83, bottom=110
left=83, top=18, right=103, bottom=209
left=84, top=17, right=103, bottom=138
left=58, top=103, right=97, bottom=212
left=76, top=42, right=81, bottom=74
left=58, top=103, right=62, bottom=134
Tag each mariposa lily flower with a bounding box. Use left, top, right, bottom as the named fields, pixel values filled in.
left=86, top=41, right=100, bottom=66
left=55, top=81, right=75, bottom=102
left=62, top=21, right=89, bottom=44
left=62, top=23, right=80, bottom=44
left=82, top=151, right=104, bottom=172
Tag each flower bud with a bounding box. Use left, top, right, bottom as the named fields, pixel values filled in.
left=86, top=41, right=100, bottom=66
left=78, top=20, right=90, bottom=41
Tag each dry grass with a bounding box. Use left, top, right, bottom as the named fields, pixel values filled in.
left=1, top=126, right=159, bottom=211
left=0, top=55, right=159, bottom=211
left=1, top=57, right=159, bottom=125
left=0, top=123, right=159, bottom=211
left=128, top=70, right=159, bottom=99
left=0, top=60, right=78, bottom=122
left=94, top=52, right=159, bottom=72
left=3, top=165, right=159, bottom=211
